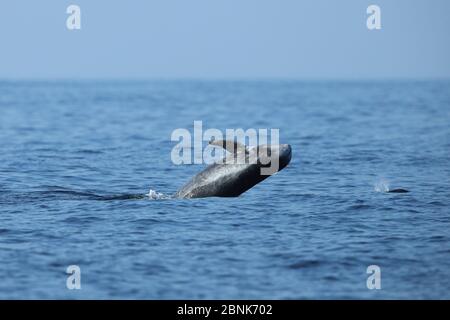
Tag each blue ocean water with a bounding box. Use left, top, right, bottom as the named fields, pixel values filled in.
left=0, top=80, right=449, bottom=299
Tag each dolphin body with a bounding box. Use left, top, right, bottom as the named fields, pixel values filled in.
left=387, top=188, right=409, bottom=193
left=175, top=140, right=292, bottom=198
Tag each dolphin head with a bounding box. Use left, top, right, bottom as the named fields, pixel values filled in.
left=277, top=144, right=292, bottom=170
left=249, top=144, right=292, bottom=175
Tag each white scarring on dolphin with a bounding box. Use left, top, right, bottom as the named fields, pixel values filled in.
left=175, top=140, right=292, bottom=198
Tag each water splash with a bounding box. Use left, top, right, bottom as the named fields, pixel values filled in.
left=374, top=179, right=390, bottom=193
left=147, top=189, right=171, bottom=200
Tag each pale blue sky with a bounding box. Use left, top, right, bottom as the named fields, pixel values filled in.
left=0, top=0, right=449, bottom=79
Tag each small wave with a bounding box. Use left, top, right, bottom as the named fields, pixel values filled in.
left=30, top=187, right=149, bottom=201
left=32, top=189, right=104, bottom=200
left=99, top=194, right=147, bottom=200
left=11, top=186, right=173, bottom=202
left=287, top=259, right=322, bottom=270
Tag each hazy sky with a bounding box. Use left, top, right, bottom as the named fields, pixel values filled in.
left=0, top=0, right=449, bottom=79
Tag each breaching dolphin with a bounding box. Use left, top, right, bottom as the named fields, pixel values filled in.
left=175, top=140, right=292, bottom=198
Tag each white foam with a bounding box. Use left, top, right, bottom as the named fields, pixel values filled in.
left=374, top=179, right=390, bottom=193
left=147, top=189, right=171, bottom=200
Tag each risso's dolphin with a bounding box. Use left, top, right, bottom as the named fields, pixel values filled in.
left=175, top=140, right=292, bottom=199
left=387, top=188, right=409, bottom=193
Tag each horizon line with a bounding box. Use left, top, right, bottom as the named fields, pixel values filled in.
left=1, top=76, right=450, bottom=82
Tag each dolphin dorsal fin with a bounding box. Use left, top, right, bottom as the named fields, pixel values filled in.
left=209, top=139, right=248, bottom=154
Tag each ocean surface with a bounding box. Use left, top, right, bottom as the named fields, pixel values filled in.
left=0, top=80, right=449, bottom=299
